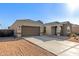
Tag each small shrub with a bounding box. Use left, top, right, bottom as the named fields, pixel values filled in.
left=75, top=33, right=79, bottom=35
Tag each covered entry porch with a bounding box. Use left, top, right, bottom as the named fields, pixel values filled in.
left=51, top=25, right=63, bottom=36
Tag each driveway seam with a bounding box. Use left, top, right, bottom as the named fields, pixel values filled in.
left=58, top=43, right=79, bottom=55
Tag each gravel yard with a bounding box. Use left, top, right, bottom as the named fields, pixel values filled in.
left=0, top=37, right=55, bottom=56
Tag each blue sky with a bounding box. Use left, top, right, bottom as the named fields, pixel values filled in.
left=0, top=3, right=79, bottom=29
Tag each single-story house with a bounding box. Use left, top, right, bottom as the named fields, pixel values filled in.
left=9, top=19, right=74, bottom=37
left=9, top=19, right=44, bottom=37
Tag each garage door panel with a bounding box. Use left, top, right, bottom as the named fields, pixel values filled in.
left=22, top=26, right=40, bottom=36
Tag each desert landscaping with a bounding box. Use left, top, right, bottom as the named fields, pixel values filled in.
left=0, top=37, right=56, bottom=56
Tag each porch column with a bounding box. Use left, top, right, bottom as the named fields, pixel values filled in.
left=57, top=26, right=61, bottom=36
left=67, top=26, right=71, bottom=34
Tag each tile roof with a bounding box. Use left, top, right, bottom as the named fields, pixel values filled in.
left=16, top=19, right=43, bottom=24
left=45, top=21, right=71, bottom=25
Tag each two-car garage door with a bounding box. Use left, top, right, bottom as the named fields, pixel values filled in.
left=21, top=26, right=40, bottom=37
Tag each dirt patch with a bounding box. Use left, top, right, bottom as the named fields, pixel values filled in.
left=0, top=37, right=56, bottom=56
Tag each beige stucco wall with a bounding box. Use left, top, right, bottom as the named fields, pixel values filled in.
left=45, top=24, right=63, bottom=35
left=45, top=23, right=72, bottom=36
left=9, top=21, right=44, bottom=37
left=72, top=25, right=79, bottom=34
left=45, top=26, right=52, bottom=35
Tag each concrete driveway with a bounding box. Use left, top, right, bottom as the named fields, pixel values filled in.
left=23, top=36, right=79, bottom=56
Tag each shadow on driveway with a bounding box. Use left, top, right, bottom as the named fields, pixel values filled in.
left=32, top=36, right=69, bottom=42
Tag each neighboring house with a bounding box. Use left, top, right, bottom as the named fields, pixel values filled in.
left=72, top=24, right=79, bottom=34
left=44, top=21, right=72, bottom=36
left=9, top=19, right=44, bottom=37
